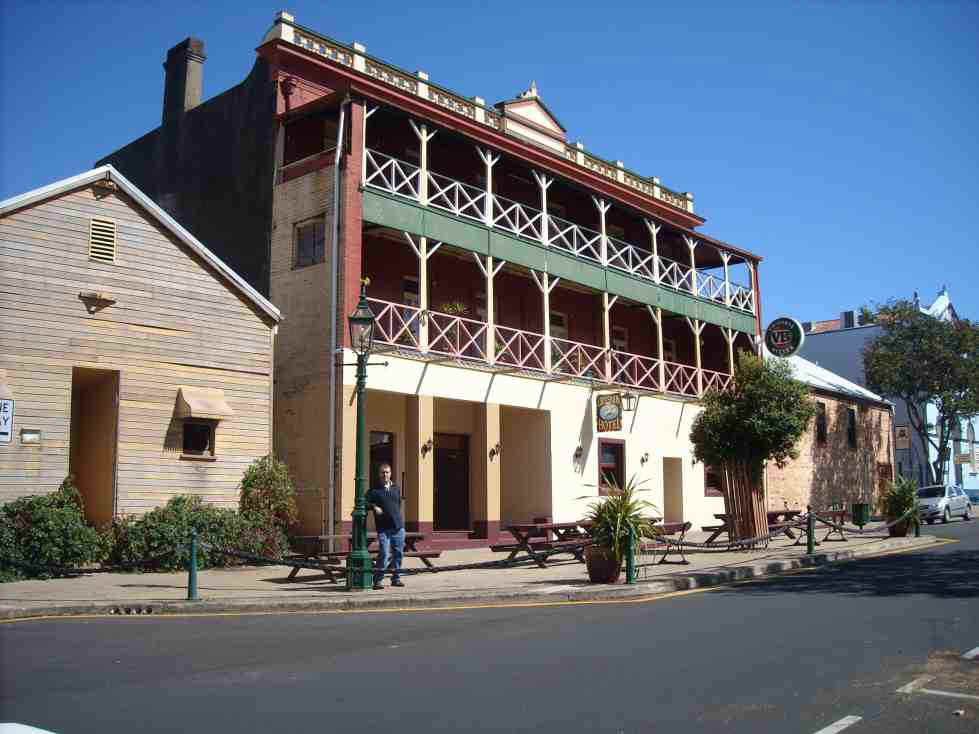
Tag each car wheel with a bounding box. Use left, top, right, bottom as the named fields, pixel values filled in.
left=943, top=507, right=951, bottom=524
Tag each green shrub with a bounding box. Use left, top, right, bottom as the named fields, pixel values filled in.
left=879, top=475, right=919, bottom=523
left=239, top=454, right=298, bottom=531
left=0, top=476, right=104, bottom=580
left=105, top=495, right=288, bottom=571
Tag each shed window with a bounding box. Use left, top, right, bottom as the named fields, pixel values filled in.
left=295, top=218, right=325, bottom=268
left=182, top=421, right=215, bottom=457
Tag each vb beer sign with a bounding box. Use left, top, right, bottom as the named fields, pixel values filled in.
left=765, top=317, right=805, bottom=358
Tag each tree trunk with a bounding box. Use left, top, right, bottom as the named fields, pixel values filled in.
left=723, top=460, right=767, bottom=542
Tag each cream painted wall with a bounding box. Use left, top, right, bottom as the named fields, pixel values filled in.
left=343, top=351, right=725, bottom=531
left=500, top=406, right=551, bottom=523
left=504, top=119, right=565, bottom=154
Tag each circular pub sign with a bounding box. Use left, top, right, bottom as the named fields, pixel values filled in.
left=765, top=317, right=805, bottom=358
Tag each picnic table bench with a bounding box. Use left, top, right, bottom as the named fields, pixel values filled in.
left=641, top=520, right=692, bottom=565
left=491, top=522, right=592, bottom=568
left=286, top=533, right=441, bottom=581
left=703, top=511, right=804, bottom=546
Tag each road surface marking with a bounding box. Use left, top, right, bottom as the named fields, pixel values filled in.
left=917, top=688, right=979, bottom=702
left=897, top=676, right=933, bottom=693
left=812, top=715, right=862, bottom=733
left=962, top=645, right=979, bottom=660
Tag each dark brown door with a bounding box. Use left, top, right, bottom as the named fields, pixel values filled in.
left=434, top=433, right=469, bottom=530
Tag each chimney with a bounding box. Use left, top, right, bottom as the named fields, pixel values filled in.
left=162, top=38, right=206, bottom=126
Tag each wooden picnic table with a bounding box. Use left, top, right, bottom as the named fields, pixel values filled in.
left=287, top=532, right=439, bottom=580
left=492, top=522, right=591, bottom=568
left=817, top=509, right=849, bottom=542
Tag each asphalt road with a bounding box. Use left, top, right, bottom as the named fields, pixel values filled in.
left=2, top=522, right=978, bottom=734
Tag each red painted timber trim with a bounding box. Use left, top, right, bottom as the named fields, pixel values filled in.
left=259, top=41, right=708, bottom=230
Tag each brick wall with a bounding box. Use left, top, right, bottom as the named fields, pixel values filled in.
left=766, top=394, right=894, bottom=511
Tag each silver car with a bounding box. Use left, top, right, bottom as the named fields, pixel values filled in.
left=917, top=484, right=972, bottom=524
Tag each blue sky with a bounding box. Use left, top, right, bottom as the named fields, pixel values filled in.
left=2, top=1, right=976, bottom=322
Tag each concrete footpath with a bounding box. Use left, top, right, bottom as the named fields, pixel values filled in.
left=0, top=530, right=942, bottom=620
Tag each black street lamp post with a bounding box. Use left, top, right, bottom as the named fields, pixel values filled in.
left=347, top=280, right=376, bottom=591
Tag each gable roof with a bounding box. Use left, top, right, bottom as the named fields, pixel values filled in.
left=0, top=166, right=281, bottom=323
left=763, top=346, right=889, bottom=406
left=495, top=94, right=567, bottom=134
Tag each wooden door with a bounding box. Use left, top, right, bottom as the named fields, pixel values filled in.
left=434, top=433, right=469, bottom=530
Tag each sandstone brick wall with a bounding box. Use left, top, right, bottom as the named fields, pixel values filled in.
left=766, top=394, right=894, bottom=511
left=270, top=159, right=336, bottom=534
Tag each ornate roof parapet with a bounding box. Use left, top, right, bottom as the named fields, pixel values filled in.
left=266, top=11, right=696, bottom=215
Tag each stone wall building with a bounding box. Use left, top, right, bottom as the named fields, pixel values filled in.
left=765, top=353, right=894, bottom=512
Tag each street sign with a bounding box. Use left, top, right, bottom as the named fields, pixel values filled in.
left=0, top=399, right=12, bottom=444
left=596, top=393, right=622, bottom=432
left=764, top=317, right=805, bottom=358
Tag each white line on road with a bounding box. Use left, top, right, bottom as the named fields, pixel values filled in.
left=812, top=715, right=863, bottom=734
left=962, top=645, right=979, bottom=660
left=917, top=687, right=979, bottom=702
left=896, top=676, right=933, bottom=694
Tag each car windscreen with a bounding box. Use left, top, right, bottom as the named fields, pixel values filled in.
left=917, top=487, right=945, bottom=498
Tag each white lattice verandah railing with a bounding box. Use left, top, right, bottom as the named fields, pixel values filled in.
left=426, top=171, right=486, bottom=222
left=551, top=337, right=607, bottom=380
left=493, top=324, right=546, bottom=371
left=701, top=369, right=733, bottom=394
left=364, top=150, right=420, bottom=200
left=427, top=311, right=488, bottom=361
left=609, top=351, right=661, bottom=391
left=366, top=298, right=733, bottom=395
left=547, top=214, right=602, bottom=264
left=662, top=360, right=699, bottom=397
left=362, top=148, right=755, bottom=316
left=492, top=193, right=543, bottom=241
left=369, top=298, right=422, bottom=349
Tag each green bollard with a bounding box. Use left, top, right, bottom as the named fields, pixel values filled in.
left=187, top=529, right=200, bottom=601
left=914, top=515, right=921, bottom=538
left=806, top=506, right=815, bottom=555
left=625, top=525, right=636, bottom=585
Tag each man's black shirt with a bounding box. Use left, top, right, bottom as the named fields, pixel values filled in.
left=366, top=484, right=404, bottom=532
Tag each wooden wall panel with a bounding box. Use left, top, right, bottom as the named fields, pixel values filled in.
left=0, top=184, right=274, bottom=514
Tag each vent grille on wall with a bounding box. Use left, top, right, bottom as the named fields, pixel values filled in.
left=89, top=218, right=116, bottom=263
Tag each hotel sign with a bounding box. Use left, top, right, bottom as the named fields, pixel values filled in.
left=765, top=317, right=805, bottom=358
left=596, top=393, right=622, bottom=432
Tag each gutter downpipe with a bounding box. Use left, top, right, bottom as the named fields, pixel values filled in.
left=327, top=100, right=348, bottom=552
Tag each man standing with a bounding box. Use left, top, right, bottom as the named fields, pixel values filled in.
left=366, top=463, right=405, bottom=590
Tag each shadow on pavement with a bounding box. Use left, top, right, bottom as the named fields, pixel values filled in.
left=715, top=547, right=979, bottom=599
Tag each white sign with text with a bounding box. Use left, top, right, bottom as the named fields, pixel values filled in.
left=0, top=399, right=12, bottom=444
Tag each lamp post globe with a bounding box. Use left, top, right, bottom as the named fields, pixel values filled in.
left=347, top=280, right=376, bottom=590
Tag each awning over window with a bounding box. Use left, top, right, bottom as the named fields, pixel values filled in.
left=176, top=386, right=233, bottom=421
left=0, top=369, right=12, bottom=400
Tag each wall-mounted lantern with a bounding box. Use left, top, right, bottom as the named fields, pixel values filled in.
left=621, top=392, right=638, bottom=412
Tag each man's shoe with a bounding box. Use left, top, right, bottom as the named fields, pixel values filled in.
left=391, top=579, right=405, bottom=587
left=372, top=582, right=384, bottom=590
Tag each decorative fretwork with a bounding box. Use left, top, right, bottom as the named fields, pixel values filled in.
left=662, top=361, right=699, bottom=397
left=428, top=89, right=475, bottom=118
left=696, top=272, right=727, bottom=303
left=491, top=193, right=544, bottom=242
left=701, top=369, right=734, bottom=394
left=294, top=32, right=353, bottom=66
left=609, top=351, right=661, bottom=392
left=365, top=60, right=418, bottom=95
left=659, top=186, right=688, bottom=209
left=369, top=298, right=422, bottom=348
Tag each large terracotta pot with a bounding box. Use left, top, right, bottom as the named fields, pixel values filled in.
left=887, top=518, right=910, bottom=537
left=585, top=545, right=622, bottom=583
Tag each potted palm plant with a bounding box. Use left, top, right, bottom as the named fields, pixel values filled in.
left=879, top=475, right=919, bottom=537
left=581, top=475, right=658, bottom=583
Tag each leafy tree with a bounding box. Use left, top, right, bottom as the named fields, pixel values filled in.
left=690, top=353, right=817, bottom=541
left=863, top=300, right=979, bottom=484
